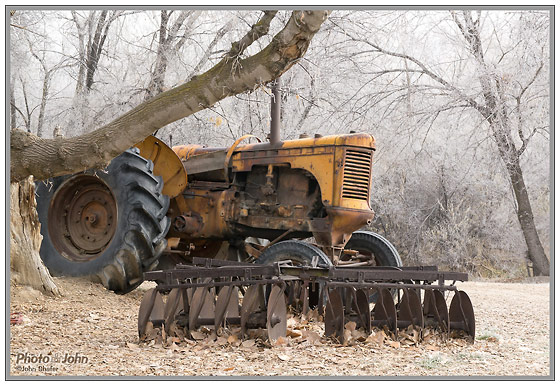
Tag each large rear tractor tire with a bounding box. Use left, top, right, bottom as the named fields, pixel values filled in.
left=36, top=148, right=170, bottom=294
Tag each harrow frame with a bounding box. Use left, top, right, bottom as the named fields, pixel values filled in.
left=139, top=258, right=475, bottom=344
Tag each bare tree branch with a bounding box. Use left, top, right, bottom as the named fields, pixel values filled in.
left=10, top=10, right=330, bottom=182
left=348, top=35, right=487, bottom=115
left=187, top=19, right=235, bottom=81
left=227, top=11, right=278, bottom=58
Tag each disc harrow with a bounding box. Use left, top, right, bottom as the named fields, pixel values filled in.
left=138, top=258, right=475, bottom=345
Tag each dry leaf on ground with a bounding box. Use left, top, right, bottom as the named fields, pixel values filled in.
left=9, top=278, right=550, bottom=376
left=277, top=353, right=290, bottom=361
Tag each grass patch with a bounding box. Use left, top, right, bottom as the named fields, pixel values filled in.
left=477, top=333, right=499, bottom=342
left=418, top=355, right=443, bottom=369
left=456, top=352, right=485, bottom=362
left=476, top=329, right=500, bottom=342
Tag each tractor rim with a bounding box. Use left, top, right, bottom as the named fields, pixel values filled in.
left=48, top=175, right=118, bottom=262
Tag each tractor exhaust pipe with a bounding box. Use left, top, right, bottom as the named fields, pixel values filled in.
left=270, top=79, right=281, bottom=144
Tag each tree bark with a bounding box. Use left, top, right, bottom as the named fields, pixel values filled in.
left=36, top=70, right=50, bottom=138
left=19, top=78, right=32, bottom=133
left=484, top=106, right=549, bottom=275
left=85, top=10, right=108, bottom=91
left=144, top=11, right=202, bottom=99
left=10, top=177, right=61, bottom=296
left=71, top=11, right=87, bottom=96
left=508, top=160, right=549, bottom=276
left=10, top=75, right=17, bottom=129
left=145, top=10, right=170, bottom=99
left=10, top=10, right=330, bottom=183
left=296, top=71, right=316, bottom=130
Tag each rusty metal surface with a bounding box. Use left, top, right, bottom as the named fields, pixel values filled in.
left=163, top=288, right=183, bottom=334
left=139, top=259, right=475, bottom=343
left=215, top=285, right=235, bottom=331
left=352, top=288, right=371, bottom=334
left=145, top=260, right=467, bottom=284
left=226, top=287, right=240, bottom=318
left=223, top=135, right=262, bottom=183
left=240, top=285, right=262, bottom=337
left=165, top=132, right=379, bottom=263
left=135, top=135, right=187, bottom=198
left=398, top=288, right=424, bottom=330
left=173, top=144, right=206, bottom=161
left=49, top=175, right=117, bottom=261
left=372, top=288, right=398, bottom=337
left=325, top=288, right=344, bottom=342
left=138, top=289, right=164, bottom=337
left=423, top=289, right=450, bottom=335
left=341, top=148, right=373, bottom=201
left=138, top=288, right=157, bottom=336
left=230, top=136, right=374, bottom=213
left=180, top=149, right=228, bottom=180
left=189, top=285, right=208, bottom=331
left=232, top=132, right=375, bottom=152
left=200, top=287, right=216, bottom=321
left=449, top=290, right=476, bottom=341
left=266, top=284, right=287, bottom=342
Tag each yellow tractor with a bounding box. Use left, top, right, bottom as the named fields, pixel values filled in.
left=36, top=130, right=401, bottom=293
left=36, top=84, right=401, bottom=293
left=35, top=86, right=478, bottom=345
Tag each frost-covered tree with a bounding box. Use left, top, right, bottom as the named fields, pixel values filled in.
left=9, top=9, right=330, bottom=294
left=318, top=10, right=550, bottom=275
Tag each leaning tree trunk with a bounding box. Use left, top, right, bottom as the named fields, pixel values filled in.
left=10, top=177, right=61, bottom=296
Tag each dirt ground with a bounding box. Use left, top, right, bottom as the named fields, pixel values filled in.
left=9, top=276, right=550, bottom=378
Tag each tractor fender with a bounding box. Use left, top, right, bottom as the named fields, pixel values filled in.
left=135, top=135, right=187, bottom=198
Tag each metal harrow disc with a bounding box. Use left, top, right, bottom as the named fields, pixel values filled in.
left=215, top=285, right=235, bottom=332
left=267, top=284, right=288, bottom=343
left=449, top=290, right=476, bottom=340
left=324, top=288, right=344, bottom=342
left=181, top=288, right=189, bottom=317
left=240, top=285, right=262, bottom=336
left=138, top=288, right=164, bottom=337
left=373, top=288, right=398, bottom=337
left=188, top=278, right=216, bottom=331
left=226, top=287, right=240, bottom=318
left=423, top=289, right=449, bottom=335
left=299, top=282, right=309, bottom=314
left=352, top=288, right=372, bottom=334
left=201, top=287, right=216, bottom=320
left=189, top=286, right=209, bottom=331
left=163, top=288, right=183, bottom=333
left=398, top=288, right=424, bottom=330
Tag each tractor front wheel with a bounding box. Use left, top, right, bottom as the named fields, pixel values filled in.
left=343, top=231, right=402, bottom=267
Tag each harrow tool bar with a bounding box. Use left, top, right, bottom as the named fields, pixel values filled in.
left=139, top=258, right=475, bottom=344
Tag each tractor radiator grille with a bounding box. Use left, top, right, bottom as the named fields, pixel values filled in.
left=342, top=149, right=372, bottom=200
